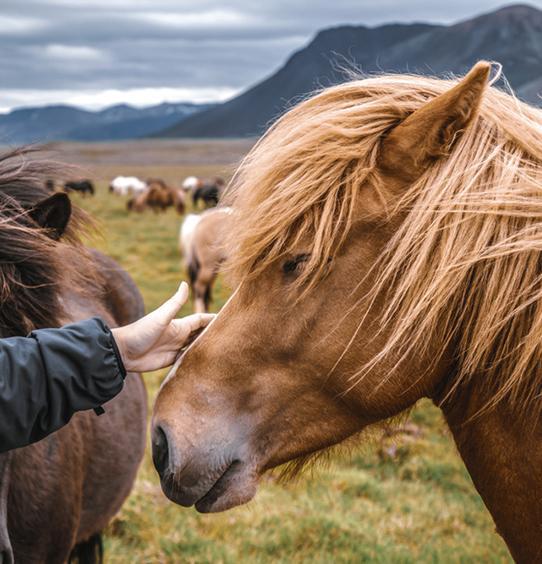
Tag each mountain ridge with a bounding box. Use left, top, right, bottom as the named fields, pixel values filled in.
left=0, top=102, right=214, bottom=144
left=160, top=3, right=542, bottom=138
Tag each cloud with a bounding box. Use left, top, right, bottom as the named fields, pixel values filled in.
left=44, top=44, right=106, bottom=61
left=61, top=86, right=238, bottom=108
left=0, top=0, right=541, bottom=111
left=137, top=9, right=255, bottom=29
left=0, top=86, right=238, bottom=113
left=0, top=15, right=46, bottom=34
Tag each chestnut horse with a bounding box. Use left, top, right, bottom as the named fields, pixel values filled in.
left=152, top=62, right=542, bottom=562
left=128, top=179, right=185, bottom=214
left=0, top=150, right=147, bottom=563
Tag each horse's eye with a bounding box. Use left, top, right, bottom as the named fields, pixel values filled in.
left=282, top=254, right=310, bottom=276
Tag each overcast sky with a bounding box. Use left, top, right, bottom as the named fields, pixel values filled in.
left=0, top=1, right=540, bottom=112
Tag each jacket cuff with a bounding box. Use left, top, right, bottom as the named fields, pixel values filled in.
left=108, top=328, right=127, bottom=379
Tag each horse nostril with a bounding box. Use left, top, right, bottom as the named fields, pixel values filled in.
left=152, top=425, right=170, bottom=477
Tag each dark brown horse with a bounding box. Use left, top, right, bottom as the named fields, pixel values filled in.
left=0, top=150, right=146, bottom=563
left=64, top=179, right=95, bottom=197
left=152, top=62, right=542, bottom=561
left=192, top=178, right=224, bottom=209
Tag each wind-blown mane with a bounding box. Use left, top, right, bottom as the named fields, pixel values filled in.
left=226, top=71, right=542, bottom=417
left=0, top=148, right=93, bottom=336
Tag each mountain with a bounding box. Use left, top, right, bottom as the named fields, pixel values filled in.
left=160, top=4, right=542, bottom=138
left=0, top=102, right=214, bottom=144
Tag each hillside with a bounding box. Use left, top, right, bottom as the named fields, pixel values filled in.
left=0, top=102, right=213, bottom=144
left=160, top=4, right=542, bottom=138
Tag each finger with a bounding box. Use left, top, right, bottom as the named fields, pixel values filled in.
left=170, top=313, right=215, bottom=341
left=171, top=324, right=203, bottom=351
left=182, top=313, right=215, bottom=333
left=148, top=281, right=190, bottom=324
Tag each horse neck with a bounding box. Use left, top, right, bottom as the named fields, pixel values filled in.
left=0, top=452, right=13, bottom=561
left=438, top=384, right=542, bottom=562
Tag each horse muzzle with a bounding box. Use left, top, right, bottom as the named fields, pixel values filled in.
left=151, top=422, right=258, bottom=513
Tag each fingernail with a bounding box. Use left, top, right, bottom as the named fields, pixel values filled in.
left=178, top=281, right=188, bottom=293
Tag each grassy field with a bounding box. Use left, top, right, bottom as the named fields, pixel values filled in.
left=63, top=140, right=511, bottom=563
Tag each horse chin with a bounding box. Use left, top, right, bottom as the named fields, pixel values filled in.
left=161, top=460, right=259, bottom=513
left=195, top=461, right=258, bottom=513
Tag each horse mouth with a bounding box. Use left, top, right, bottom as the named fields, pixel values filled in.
left=161, top=459, right=257, bottom=513
left=195, top=460, right=257, bottom=513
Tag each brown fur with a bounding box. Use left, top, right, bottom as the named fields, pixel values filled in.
left=127, top=180, right=184, bottom=215
left=0, top=149, right=147, bottom=563
left=153, top=62, right=542, bottom=561
left=146, top=180, right=174, bottom=213
left=126, top=191, right=147, bottom=213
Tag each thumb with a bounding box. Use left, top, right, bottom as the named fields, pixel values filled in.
left=148, top=281, right=189, bottom=324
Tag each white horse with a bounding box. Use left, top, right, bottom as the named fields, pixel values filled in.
left=181, top=176, right=202, bottom=193
left=109, top=176, right=147, bottom=196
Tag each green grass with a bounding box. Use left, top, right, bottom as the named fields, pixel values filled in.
left=74, top=166, right=510, bottom=563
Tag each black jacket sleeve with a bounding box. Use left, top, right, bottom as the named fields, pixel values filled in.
left=0, top=317, right=126, bottom=452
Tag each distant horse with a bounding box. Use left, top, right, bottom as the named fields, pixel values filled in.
left=146, top=179, right=174, bottom=213
left=192, top=185, right=218, bottom=208
left=190, top=177, right=225, bottom=209
left=0, top=150, right=146, bottom=563
left=126, top=179, right=184, bottom=215
left=64, top=179, right=95, bottom=196
left=180, top=207, right=232, bottom=313
left=146, top=179, right=185, bottom=214
left=109, top=176, right=147, bottom=196
left=153, top=63, right=542, bottom=561
left=181, top=176, right=201, bottom=193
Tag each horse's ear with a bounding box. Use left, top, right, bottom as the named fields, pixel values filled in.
left=29, top=192, right=71, bottom=240
left=379, top=61, right=491, bottom=182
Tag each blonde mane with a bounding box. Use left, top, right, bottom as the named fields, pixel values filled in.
left=226, top=70, right=542, bottom=416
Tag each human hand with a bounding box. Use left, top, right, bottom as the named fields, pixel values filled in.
left=112, top=282, right=214, bottom=373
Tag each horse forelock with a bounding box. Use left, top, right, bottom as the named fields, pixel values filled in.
left=225, top=71, right=542, bottom=420
left=0, top=205, right=63, bottom=335
left=0, top=148, right=96, bottom=336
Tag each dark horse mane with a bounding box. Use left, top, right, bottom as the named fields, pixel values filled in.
left=0, top=148, right=94, bottom=337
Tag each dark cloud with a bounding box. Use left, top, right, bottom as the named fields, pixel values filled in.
left=1, top=0, right=540, bottom=109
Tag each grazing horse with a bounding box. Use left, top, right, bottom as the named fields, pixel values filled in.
left=152, top=62, right=542, bottom=562
left=192, top=178, right=225, bottom=209
left=146, top=181, right=172, bottom=213
left=135, top=179, right=184, bottom=215
left=179, top=208, right=231, bottom=313
left=144, top=179, right=175, bottom=213
left=64, top=179, right=95, bottom=196
left=109, top=176, right=147, bottom=196
left=181, top=176, right=201, bottom=193
left=0, top=150, right=147, bottom=563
